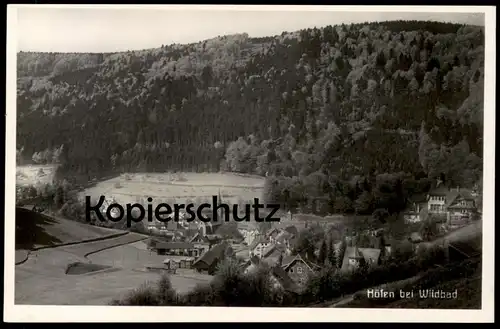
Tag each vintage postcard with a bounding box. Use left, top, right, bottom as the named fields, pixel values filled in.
left=4, top=5, right=495, bottom=323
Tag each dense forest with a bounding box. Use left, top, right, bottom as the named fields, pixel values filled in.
left=16, top=20, right=484, bottom=216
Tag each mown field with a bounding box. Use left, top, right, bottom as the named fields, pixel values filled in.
left=79, top=172, right=266, bottom=209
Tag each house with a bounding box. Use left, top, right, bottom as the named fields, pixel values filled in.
left=153, top=242, right=200, bottom=257
left=426, top=186, right=449, bottom=216
left=237, top=222, right=260, bottom=246
left=281, top=254, right=320, bottom=289
left=270, top=265, right=300, bottom=294
left=262, top=247, right=284, bottom=267
left=189, top=233, right=210, bottom=256
left=205, top=234, right=223, bottom=248
left=403, top=202, right=423, bottom=223
left=274, top=231, right=295, bottom=254
left=266, top=228, right=281, bottom=243
left=243, top=255, right=262, bottom=275
left=248, top=236, right=273, bottom=258
left=424, top=185, right=478, bottom=228
left=340, top=247, right=381, bottom=272
left=192, top=241, right=233, bottom=275
left=445, top=189, right=477, bottom=229
left=163, top=256, right=196, bottom=270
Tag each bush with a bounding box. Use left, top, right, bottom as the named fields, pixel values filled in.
left=156, top=274, right=178, bottom=305
left=117, top=283, right=160, bottom=306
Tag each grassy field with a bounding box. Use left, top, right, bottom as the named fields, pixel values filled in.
left=79, top=172, right=266, bottom=208
left=16, top=164, right=57, bottom=187
left=15, top=235, right=212, bottom=305
left=14, top=171, right=263, bottom=305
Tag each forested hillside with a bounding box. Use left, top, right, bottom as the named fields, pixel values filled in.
left=16, top=20, right=484, bottom=216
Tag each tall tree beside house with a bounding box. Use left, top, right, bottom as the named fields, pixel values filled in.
left=293, top=228, right=317, bottom=261
left=327, top=238, right=337, bottom=269
left=358, top=254, right=369, bottom=275
left=336, top=239, right=347, bottom=269
left=377, top=234, right=387, bottom=263
left=318, top=239, right=328, bottom=265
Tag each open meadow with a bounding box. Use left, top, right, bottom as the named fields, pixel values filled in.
left=79, top=172, right=266, bottom=208
left=15, top=235, right=213, bottom=305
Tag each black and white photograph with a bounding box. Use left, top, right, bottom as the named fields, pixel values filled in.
left=5, top=5, right=495, bottom=322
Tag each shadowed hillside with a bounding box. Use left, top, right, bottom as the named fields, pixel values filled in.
left=16, top=20, right=484, bottom=216
left=15, top=206, right=124, bottom=250
left=16, top=207, right=63, bottom=250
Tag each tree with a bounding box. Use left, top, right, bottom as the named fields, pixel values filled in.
left=420, top=219, right=439, bottom=241
left=53, top=185, right=65, bottom=209
left=336, top=239, right=347, bottom=269
left=327, top=238, right=337, bottom=268
left=318, top=239, right=328, bottom=265
left=293, top=228, right=317, bottom=261
left=358, top=254, right=369, bottom=275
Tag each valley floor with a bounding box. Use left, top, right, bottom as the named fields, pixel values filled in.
left=14, top=234, right=213, bottom=305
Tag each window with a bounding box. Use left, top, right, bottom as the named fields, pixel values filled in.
left=290, top=268, right=294, bottom=273
left=297, top=266, right=303, bottom=274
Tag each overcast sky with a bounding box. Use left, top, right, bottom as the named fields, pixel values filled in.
left=15, top=6, right=485, bottom=53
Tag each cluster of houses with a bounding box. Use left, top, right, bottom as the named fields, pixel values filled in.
left=144, top=180, right=481, bottom=293
left=403, top=181, right=481, bottom=230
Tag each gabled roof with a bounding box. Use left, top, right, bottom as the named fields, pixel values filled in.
left=262, top=244, right=277, bottom=258
left=189, top=233, right=205, bottom=243
left=248, top=235, right=266, bottom=251
left=275, top=231, right=293, bottom=244
left=341, top=247, right=381, bottom=271
left=266, top=227, right=280, bottom=237
left=192, top=241, right=231, bottom=268
left=281, top=255, right=295, bottom=267
left=282, top=254, right=318, bottom=273
left=271, top=266, right=299, bottom=293
left=446, top=190, right=476, bottom=209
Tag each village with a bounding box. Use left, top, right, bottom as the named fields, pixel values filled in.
left=140, top=180, right=483, bottom=294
